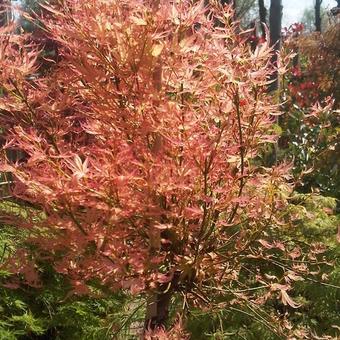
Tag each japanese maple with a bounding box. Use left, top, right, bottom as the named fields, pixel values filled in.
left=0, top=0, right=293, bottom=335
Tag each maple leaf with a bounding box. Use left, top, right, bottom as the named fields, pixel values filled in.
left=271, top=283, right=301, bottom=309
left=66, top=155, right=89, bottom=180
left=280, top=290, right=301, bottom=309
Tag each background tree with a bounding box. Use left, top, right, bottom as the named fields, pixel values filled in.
left=281, top=21, right=340, bottom=198
left=269, top=0, right=282, bottom=92
left=301, top=5, right=328, bottom=32
left=235, top=0, right=256, bottom=21
left=315, top=0, right=323, bottom=31
left=0, top=0, right=11, bottom=27
left=258, top=0, right=267, bottom=39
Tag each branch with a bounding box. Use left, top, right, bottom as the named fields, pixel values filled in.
left=227, top=89, right=245, bottom=224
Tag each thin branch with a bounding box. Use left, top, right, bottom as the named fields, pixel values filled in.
left=227, top=88, right=245, bottom=224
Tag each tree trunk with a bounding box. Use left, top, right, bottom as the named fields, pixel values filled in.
left=315, top=0, right=322, bottom=32
left=258, top=0, right=267, bottom=39
left=144, top=272, right=180, bottom=335
left=269, top=0, right=282, bottom=92
left=144, top=290, right=172, bottom=333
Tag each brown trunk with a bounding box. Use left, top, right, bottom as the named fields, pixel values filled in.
left=258, top=0, right=267, bottom=39
left=315, top=0, right=322, bottom=32
left=144, top=272, right=180, bottom=335
left=144, top=290, right=172, bottom=333
left=269, top=0, right=282, bottom=92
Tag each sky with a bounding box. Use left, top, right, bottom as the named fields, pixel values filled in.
left=271, top=0, right=338, bottom=27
